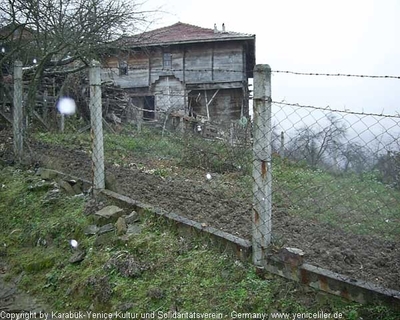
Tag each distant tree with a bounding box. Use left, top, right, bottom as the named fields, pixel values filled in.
left=339, top=141, right=370, bottom=173
left=270, top=125, right=282, bottom=155
left=376, top=151, right=400, bottom=188
left=288, top=114, right=347, bottom=168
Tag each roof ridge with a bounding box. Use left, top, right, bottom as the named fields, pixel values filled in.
left=119, top=22, right=255, bottom=47
left=143, top=21, right=214, bottom=34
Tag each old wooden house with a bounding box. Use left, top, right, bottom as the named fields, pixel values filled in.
left=101, top=22, right=255, bottom=125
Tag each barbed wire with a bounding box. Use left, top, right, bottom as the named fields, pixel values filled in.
left=272, top=101, right=400, bottom=119
left=271, top=70, right=400, bottom=80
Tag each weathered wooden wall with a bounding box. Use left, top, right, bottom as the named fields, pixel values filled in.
left=101, top=52, right=149, bottom=88
left=102, top=41, right=246, bottom=88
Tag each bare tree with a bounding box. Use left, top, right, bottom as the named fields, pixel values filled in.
left=0, top=0, right=154, bottom=72
left=339, top=141, right=370, bottom=173
left=0, top=0, right=157, bottom=123
left=288, top=114, right=347, bottom=168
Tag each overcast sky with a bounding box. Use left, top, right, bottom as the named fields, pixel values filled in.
left=141, top=0, right=400, bottom=145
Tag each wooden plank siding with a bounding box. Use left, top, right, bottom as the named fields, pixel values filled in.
left=102, top=53, right=149, bottom=88
left=100, top=33, right=253, bottom=124
left=102, top=41, right=246, bottom=88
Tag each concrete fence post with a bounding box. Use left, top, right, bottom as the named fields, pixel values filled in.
left=89, top=60, right=105, bottom=192
left=13, top=60, right=23, bottom=161
left=252, top=64, right=272, bottom=267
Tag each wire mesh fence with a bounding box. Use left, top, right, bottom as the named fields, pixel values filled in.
left=269, top=100, right=400, bottom=290
left=3, top=61, right=400, bottom=296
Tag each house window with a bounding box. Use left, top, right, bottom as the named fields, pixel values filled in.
left=119, top=60, right=128, bottom=75
left=163, top=53, right=172, bottom=69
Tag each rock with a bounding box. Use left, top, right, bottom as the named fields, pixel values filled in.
left=58, top=180, right=76, bottom=196
left=98, top=223, right=115, bottom=235
left=115, top=217, right=127, bottom=236
left=69, top=250, right=86, bottom=264
left=275, top=247, right=305, bottom=267
left=72, top=182, right=83, bottom=195
left=38, top=168, right=58, bottom=180
left=125, top=211, right=140, bottom=225
left=84, top=225, right=99, bottom=236
left=127, top=224, right=142, bottom=236
left=118, top=224, right=142, bottom=242
left=94, top=205, right=124, bottom=224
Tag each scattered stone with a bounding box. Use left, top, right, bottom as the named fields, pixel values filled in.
left=127, top=224, right=142, bottom=236
left=38, top=168, right=58, bottom=180
left=94, top=205, right=124, bottom=224
left=98, top=223, right=115, bottom=235
left=115, top=217, right=127, bottom=236
left=72, top=182, right=83, bottom=195
left=84, top=225, right=99, bottom=236
left=58, top=180, right=76, bottom=196
left=69, top=250, right=86, bottom=264
left=119, top=223, right=142, bottom=242
left=125, top=211, right=140, bottom=225
left=275, top=247, right=305, bottom=267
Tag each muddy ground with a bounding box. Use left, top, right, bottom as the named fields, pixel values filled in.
left=1, top=129, right=399, bottom=293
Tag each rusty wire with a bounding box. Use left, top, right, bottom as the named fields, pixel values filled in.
left=272, top=101, right=400, bottom=119
left=271, top=70, right=400, bottom=80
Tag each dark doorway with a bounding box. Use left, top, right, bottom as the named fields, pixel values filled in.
left=143, top=96, right=155, bottom=121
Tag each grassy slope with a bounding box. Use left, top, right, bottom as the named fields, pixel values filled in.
left=273, top=159, right=400, bottom=240
left=0, top=166, right=399, bottom=319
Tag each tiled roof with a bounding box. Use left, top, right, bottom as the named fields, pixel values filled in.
left=121, top=22, right=255, bottom=47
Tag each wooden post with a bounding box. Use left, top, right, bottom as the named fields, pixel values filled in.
left=252, top=64, right=272, bottom=267
left=205, top=90, right=210, bottom=120
left=13, top=61, right=23, bottom=162
left=89, top=60, right=105, bottom=191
